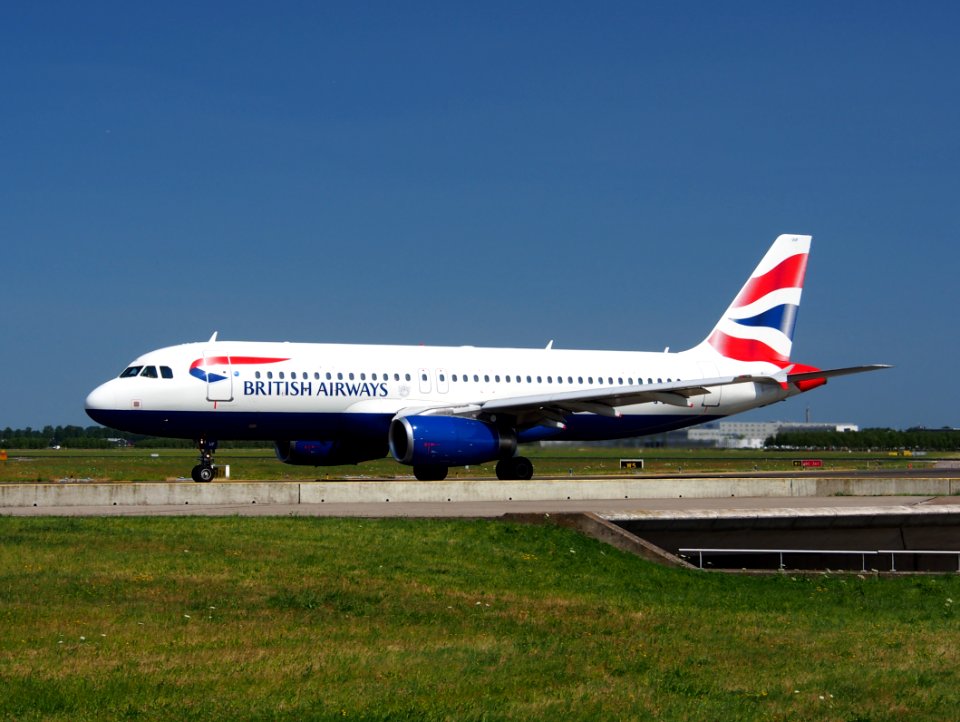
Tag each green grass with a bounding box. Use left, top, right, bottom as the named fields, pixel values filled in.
left=0, top=446, right=935, bottom=483
left=0, top=517, right=958, bottom=720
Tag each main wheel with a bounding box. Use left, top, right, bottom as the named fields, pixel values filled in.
left=496, top=457, right=534, bottom=481
left=413, top=465, right=448, bottom=481
left=511, top=456, right=534, bottom=481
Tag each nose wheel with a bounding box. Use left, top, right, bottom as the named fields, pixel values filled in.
left=191, top=438, right=218, bottom=483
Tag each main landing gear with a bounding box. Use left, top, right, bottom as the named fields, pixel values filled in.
left=191, top=438, right=218, bottom=483
left=412, top=456, right=534, bottom=482
left=495, top=456, right=534, bottom=481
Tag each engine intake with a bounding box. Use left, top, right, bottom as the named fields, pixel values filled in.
left=389, top=415, right=516, bottom=467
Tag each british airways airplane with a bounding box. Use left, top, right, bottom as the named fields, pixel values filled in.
left=85, top=235, right=887, bottom=482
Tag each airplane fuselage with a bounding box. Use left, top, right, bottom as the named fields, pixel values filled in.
left=86, top=340, right=792, bottom=444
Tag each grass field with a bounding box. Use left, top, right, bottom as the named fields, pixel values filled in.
left=1, top=516, right=958, bottom=720
left=0, top=446, right=935, bottom=483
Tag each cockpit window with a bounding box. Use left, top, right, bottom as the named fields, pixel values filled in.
left=140, top=366, right=158, bottom=378
left=119, top=366, right=143, bottom=378
left=160, top=366, right=173, bottom=379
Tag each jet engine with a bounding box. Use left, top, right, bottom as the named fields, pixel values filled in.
left=389, top=415, right=516, bottom=467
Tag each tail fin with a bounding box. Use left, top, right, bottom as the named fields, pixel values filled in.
left=697, top=234, right=811, bottom=367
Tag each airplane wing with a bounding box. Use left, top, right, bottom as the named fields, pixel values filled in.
left=395, top=364, right=891, bottom=429
left=396, top=375, right=748, bottom=429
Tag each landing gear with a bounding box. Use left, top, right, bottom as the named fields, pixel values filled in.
left=191, top=438, right=218, bottom=483
left=496, top=456, right=534, bottom=481
left=413, top=465, right=448, bottom=481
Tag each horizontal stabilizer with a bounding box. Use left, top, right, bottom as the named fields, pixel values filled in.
left=787, top=364, right=891, bottom=383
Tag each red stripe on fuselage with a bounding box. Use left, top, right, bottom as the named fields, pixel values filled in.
left=190, top=356, right=289, bottom=369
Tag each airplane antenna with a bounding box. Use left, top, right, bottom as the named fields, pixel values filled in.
left=545, top=340, right=554, bottom=350
left=208, top=331, right=218, bottom=343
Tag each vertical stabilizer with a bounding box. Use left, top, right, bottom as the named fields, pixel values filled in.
left=696, top=234, right=811, bottom=366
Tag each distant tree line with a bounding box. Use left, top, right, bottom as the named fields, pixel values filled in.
left=3, top=424, right=958, bottom=452
left=767, top=428, right=960, bottom=452
left=0, top=426, right=270, bottom=450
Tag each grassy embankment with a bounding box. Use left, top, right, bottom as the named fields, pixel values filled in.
left=0, top=447, right=935, bottom=483
left=0, top=516, right=958, bottom=720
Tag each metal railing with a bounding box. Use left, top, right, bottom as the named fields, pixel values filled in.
left=879, top=550, right=960, bottom=573
left=679, top=547, right=960, bottom=572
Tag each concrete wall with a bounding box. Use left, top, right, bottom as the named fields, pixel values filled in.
left=0, top=482, right=300, bottom=507
left=1, top=476, right=957, bottom=508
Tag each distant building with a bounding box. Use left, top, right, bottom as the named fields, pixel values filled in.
left=687, top=421, right=858, bottom=449
left=541, top=420, right=860, bottom=450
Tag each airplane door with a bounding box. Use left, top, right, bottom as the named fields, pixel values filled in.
left=205, top=354, right=234, bottom=402
left=697, top=362, right=722, bottom=407
left=436, top=368, right=449, bottom=394
left=418, top=368, right=432, bottom=394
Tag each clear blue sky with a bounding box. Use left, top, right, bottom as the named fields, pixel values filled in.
left=2, top=3, right=957, bottom=430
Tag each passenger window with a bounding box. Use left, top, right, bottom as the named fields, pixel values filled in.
left=361, top=373, right=366, bottom=380
left=140, top=366, right=158, bottom=378
left=120, top=366, right=142, bottom=378
left=405, top=373, right=411, bottom=381
left=161, top=366, right=173, bottom=379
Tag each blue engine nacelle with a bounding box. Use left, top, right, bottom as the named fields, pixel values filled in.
left=274, top=439, right=387, bottom=466
left=388, top=415, right=517, bottom=467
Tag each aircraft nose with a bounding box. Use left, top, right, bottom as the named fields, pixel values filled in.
left=85, top=382, right=117, bottom=423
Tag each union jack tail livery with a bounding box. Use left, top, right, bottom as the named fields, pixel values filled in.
left=699, top=234, right=810, bottom=367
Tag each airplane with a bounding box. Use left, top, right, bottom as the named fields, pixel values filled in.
left=85, top=234, right=888, bottom=483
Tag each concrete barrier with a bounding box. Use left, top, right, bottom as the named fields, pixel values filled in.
left=0, top=482, right=300, bottom=507
left=0, top=475, right=954, bottom=508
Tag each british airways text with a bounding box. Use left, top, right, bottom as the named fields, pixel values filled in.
left=243, top=381, right=388, bottom=398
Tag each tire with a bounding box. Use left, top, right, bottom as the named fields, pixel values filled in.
left=413, top=465, right=448, bottom=482
left=196, top=465, right=215, bottom=483
left=497, top=457, right=533, bottom=481
left=512, top=456, right=534, bottom=481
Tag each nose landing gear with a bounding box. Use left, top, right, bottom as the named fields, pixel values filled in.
left=191, top=438, right=218, bottom=483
